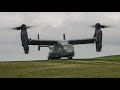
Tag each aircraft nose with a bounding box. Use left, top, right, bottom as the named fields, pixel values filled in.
left=66, top=49, right=74, bottom=53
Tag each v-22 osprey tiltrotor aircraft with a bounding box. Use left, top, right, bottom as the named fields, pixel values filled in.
left=11, top=23, right=110, bottom=60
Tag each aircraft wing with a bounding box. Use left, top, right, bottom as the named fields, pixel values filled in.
left=68, top=38, right=95, bottom=45
left=28, top=39, right=58, bottom=46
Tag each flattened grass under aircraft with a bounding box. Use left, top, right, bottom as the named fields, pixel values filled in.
left=11, top=23, right=110, bottom=60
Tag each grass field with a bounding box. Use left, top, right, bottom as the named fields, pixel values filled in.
left=0, top=55, right=120, bottom=78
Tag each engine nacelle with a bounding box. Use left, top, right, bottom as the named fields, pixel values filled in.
left=94, top=30, right=102, bottom=52
left=21, top=29, right=29, bottom=54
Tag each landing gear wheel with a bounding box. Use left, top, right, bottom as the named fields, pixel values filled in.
left=48, top=57, right=51, bottom=60
left=68, top=56, right=72, bottom=60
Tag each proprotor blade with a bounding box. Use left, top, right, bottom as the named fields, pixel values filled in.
left=26, top=25, right=37, bottom=29
left=26, top=26, right=32, bottom=29
left=100, top=25, right=111, bottom=28
left=90, top=23, right=111, bottom=28
left=11, top=27, right=21, bottom=30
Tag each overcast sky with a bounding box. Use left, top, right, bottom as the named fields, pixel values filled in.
left=0, top=12, right=120, bottom=61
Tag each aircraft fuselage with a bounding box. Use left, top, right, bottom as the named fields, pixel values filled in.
left=48, top=44, right=74, bottom=59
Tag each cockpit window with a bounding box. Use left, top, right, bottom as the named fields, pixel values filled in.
left=63, top=45, right=74, bottom=50
left=59, top=41, right=69, bottom=45
left=49, top=46, right=61, bottom=52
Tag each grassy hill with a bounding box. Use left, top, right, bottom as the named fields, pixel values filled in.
left=0, top=55, right=120, bottom=78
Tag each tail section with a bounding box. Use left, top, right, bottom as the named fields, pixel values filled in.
left=63, top=33, right=66, bottom=40
left=38, top=34, right=40, bottom=51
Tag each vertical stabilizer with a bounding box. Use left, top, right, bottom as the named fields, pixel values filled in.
left=38, top=34, right=40, bottom=51
left=63, top=33, right=66, bottom=40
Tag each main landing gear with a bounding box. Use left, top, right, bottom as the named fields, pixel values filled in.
left=48, top=57, right=61, bottom=60
left=68, top=56, right=72, bottom=59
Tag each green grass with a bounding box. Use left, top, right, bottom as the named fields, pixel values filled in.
left=1, top=55, right=120, bottom=78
